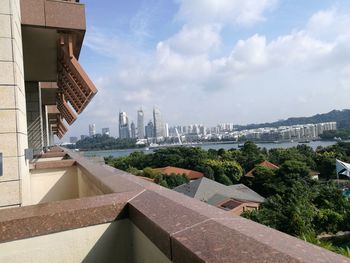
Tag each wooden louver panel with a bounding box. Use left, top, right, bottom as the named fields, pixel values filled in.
left=57, top=34, right=97, bottom=115
left=55, top=117, right=67, bottom=139
left=57, top=93, right=77, bottom=125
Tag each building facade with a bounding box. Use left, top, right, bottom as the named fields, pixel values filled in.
left=137, top=109, right=144, bottom=139
left=130, top=121, right=136, bottom=139
left=88, top=124, right=96, bottom=137
left=153, top=107, right=164, bottom=138
left=118, top=112, right=130, bottom=139
left=145, top=120, right=154, bottom=138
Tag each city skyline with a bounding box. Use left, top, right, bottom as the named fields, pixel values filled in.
left=61, top=0, right=350, bottom=140
left=75, top=107, right=344, bottom=139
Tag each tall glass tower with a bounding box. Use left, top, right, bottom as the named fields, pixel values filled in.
left=130, top=121, right=136, bottom=138
left=153, top=107, right=164, bottom=138
left=88, top=124, right=96, bottom=137
left=137, top=109, right=144, bottom=139
left=118, top=112, right=130, bottom=139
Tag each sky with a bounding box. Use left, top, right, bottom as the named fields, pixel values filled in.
left=64, top=0, right=350, bottom=139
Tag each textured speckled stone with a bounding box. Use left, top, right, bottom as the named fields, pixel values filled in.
left=171, top=219, right=350, bottom=263
left=128, top=190, right=208, bottom=258
left=0, top=191, right=141, bottom=243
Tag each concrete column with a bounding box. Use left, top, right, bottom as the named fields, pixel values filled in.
left=42, top=105, right=50, bottom=149
left=0, top=0, right=30, bottom=207
left=25, top=82, right=44, bottom=155
left=49, top=124, right=55, bottom=146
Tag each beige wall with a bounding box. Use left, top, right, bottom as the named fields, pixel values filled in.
left=30, top=166, right=79, bottom=204
left=0, top=0, right=29, bottom=207
left=29, top=167, right=105, bottom=205
left=0, top=220, right=171, bottom=263
left=77, top=167, right=105, bottom=197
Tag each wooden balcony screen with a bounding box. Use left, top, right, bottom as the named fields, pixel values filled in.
left=57, top=34, right=97, bottom=115
left=57, top=93, right=77, bottom=125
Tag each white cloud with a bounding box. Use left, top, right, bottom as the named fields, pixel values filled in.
left=162, top=24, right=221, bottom=55
left=175, top=0, right=278, bottom=26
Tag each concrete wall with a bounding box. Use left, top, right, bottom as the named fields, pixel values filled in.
left=30, top=166, right=79, bottom=204
left=29, top=167, right=105, bottom=204
left=78, top=167, right=105, bottom=197
left=0, top=0, right=29, bottom=207
left=0, top=220, right=171, bottom=263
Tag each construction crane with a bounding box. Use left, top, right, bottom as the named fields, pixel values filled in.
left=175, top=128, right=183, bottom=145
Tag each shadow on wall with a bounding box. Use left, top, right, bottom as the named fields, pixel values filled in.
left=82, top=218, right=171, bottom=263
left=31, top=167, right=79, bottom=204
left=82, top=218, right=132, bottom=263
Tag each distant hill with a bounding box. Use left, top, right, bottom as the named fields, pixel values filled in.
left=235, top=110, right=350, bottom=130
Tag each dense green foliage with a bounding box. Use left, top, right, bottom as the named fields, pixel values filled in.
left=106, top=141, right=350, bottom=255
left=74, top=135, right=138, bottom=150
left=235, top=109, right=350, bottom=131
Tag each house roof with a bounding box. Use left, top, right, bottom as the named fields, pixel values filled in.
left=245, top=160, right=279, bottom=177
left=173, top=177, right=265, bottom=203
left=154, top=166, right=204, bottom=180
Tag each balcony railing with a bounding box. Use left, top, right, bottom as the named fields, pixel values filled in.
left=0, top=147, right=348, bottom=262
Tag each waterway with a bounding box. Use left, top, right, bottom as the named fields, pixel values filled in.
left=82, top=140, right=339, bottom=159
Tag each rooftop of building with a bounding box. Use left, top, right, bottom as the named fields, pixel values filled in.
left=154, top=166, right=204, bottom=180
left=173, top=177, right=265, bottom=203
left=245, top=160, right=280, bottom=177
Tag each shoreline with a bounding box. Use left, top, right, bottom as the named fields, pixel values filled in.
left=78, top=140, right=341, bottom=156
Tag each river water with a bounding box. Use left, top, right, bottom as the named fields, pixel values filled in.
left=82, top=141, right=338, bottom=159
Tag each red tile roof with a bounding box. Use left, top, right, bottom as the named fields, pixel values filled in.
left=245, top=160, right=279, bottom=178
left=154, top=166, right=204, bottom=180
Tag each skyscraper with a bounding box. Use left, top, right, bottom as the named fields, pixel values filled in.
left=145, top=120, right=154, bottom=138
left=153, top=107, right=164, bottom=138
left=119, top=112, right=130, bottom=139
left=165, top=123, right=169, bottom=138
left=102, top=128, right=110, bottom=136
left=130, top=121, right=136, bottom=138
left=89, top=124, right=96, bottom=137
left=137, top=109, right=145, bottom=139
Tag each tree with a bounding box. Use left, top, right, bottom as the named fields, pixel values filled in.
left=238, top=141, right=266, bottom=171
left=315, top=152, right=337, bottom=180
left=244, top=181, right=316, bottom=237
left=251, top=165, right=277, bottom=197
left=195, top=165, right=215, bottom=180
left=143, top=167, right=161, bottom=178
left=204, top=159, right=243, bottom=184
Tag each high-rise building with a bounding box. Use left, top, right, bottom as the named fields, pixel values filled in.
left=145, top=120, right=155, bottom=138
left=102, top=128, right=110, bottom=136
left=89, top=124, right=96, bottom=137
left=137, top=109, right=145, bottom=139
left=153, top=107, right=164, bottom=138
left=119, top=112, right=130, bottom=139
left=165, top=123, right=169, bottom=138
left=130, top=122, right=136, bottom=138
left=70, top=137, right=78, bottom=144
